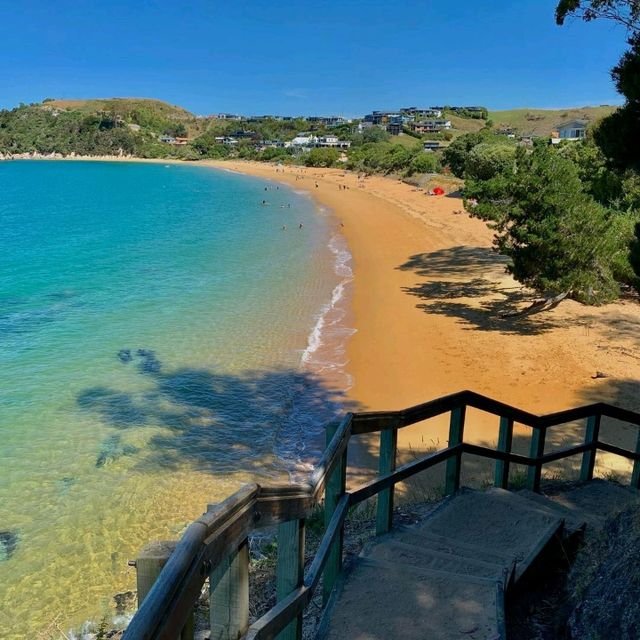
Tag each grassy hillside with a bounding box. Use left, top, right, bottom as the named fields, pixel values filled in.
left=388, top=134, right=424, bottom=148
left=447, top=114, right=486, bottom=134
left=42, top=97, right=194, bottom=120
left=488, top=105, right=618, bottom=136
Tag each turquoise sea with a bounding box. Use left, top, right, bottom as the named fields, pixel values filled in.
left=0, top=160, right=352, bottom=637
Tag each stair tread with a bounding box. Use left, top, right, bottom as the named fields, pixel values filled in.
left=516, top=489, right=587, bottom=532
left=325, top=557, right=501, bottom=640
left=366, top=539, right=508, bottom=582
left=395, top=526, right=515, bottom=565
left=416, top=488, right=559, bottom=559
left=547, top=480, right=638, bottom=529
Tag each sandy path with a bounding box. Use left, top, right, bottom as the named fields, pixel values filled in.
left=207, top=160, right=640, bottom=482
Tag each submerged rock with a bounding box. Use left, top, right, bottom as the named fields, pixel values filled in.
left=96, top=435, right=140, bottom=468
left=117, top=349, right=132, bottom=363
left=136, top=348, right=161, bottom=374
left=0, top=531, right=19, bottom=561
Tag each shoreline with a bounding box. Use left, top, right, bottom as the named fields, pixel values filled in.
left=203, top=159, right=640, bottom=482
left=9, top=155, right=640, bottom=479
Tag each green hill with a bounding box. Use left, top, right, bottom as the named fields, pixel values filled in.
left=42, top=97, right=194, bottom=120
left=488, top=106, right=619, bottom=136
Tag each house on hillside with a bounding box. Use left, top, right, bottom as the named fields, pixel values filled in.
left=551, top=119, right=587, bottom=143
left=159, top=135, right=176, bottom=143
left=286, top=134, right=318, bottom=148
left=400, top=107, right=443, bottom=119
left=423, top=141, right=442, bottom=151
left=364, top=111, right=399, bottom=125
left=410, top=120, right=452, bottom=134
left=315, top=135, right=351, bottom=149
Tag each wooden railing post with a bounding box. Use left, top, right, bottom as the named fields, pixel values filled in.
left=134, top=540, right=194, bottom=640
left=580, top=414, right=601, bottom=482
left=631, top=429, right=640, bottom=490
left=445, top=406, right=466, bottom=495
left=527, top=428, right=546, bottom=492
left=376, top=426, right=398, bottom=535
left=494, top=417, right=514, bottom=489
left=323, top=421, right=347, bottom=604
left=276, top=519, right=305, bottom=640
left=209, top=540, right=250, bottom=640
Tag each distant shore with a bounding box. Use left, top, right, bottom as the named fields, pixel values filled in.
left=7, top=153, right=640, bottom=480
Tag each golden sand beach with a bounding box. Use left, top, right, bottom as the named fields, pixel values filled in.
left=207, top=160, right=640, bottom=484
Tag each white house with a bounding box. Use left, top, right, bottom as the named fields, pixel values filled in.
left=552, top=120, right=587, bottom=143
left=286, top=134, right=318, bottom=148
left=315, top=135, right=351, bottom=149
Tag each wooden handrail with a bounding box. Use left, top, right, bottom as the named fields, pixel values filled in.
left=123, top=391, right=640, bottom=640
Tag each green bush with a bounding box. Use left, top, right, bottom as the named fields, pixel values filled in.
left=465, top=143, right=516, bottom=181
left=304, top=147, right=340, bottom=167
left=408, top=152, right=441, bottom=175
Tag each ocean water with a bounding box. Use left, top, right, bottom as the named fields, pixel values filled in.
left=0, top=160, right=352, bottom=637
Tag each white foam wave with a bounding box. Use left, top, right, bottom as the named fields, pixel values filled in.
left=301, top=232, right=355, bottom=383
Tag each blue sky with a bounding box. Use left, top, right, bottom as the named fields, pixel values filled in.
left=0, top=0, right=629, bottom=115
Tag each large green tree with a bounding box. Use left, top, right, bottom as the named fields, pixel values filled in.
left=557, top=0, right=640, bottom=286
left=470, top=145, right=633, bottom=303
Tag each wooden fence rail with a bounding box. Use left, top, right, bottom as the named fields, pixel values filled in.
left=122, top=391, right=640, bottom=640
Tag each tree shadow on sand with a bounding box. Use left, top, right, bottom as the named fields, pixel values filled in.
left=398, top=246, right=563, bottom=335
left=77, top=349, right=360, bottom=478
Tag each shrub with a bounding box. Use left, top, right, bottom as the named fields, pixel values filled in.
left=465, top=143, right=516, bottom=181
left=304, top=147, right=340, bottom=167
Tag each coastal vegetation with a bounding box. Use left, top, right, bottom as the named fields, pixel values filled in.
left=446, top=0, right=640, bottom=308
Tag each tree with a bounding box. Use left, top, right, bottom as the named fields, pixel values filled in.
left=304, top=147, right=340, bottom=167
left=408, top=151, right=441, bottom=175
left=442, top=130, right=501, bottom=177
left=476, top=145, right=629, bottom=303
left=557, top=2, right=640, bottom=170
left=464, top=143, right=516, bottom=181
left=556, top=0, right=640, bottom=31
left=551, top=0, right=640, bottom=293
left=556, top=138, right=622, bottom=204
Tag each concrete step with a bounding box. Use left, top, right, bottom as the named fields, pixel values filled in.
left=516, top=489, right=587, bottom=534
left=415, top=488, right=560, bottom=563
left=547, top=480, right=639, bottom=530
left=365, top=539, right=509, bottom=584
left=394, top=527, right=516, bottom=567
left=324, top=557, right=504, bottom=640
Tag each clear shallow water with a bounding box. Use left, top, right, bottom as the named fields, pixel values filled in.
left=0, top=161, right=350, bottom=637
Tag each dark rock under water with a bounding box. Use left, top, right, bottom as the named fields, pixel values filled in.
left=0, top=531, right=19, bottom=561
left=136, top=348, right=161, bottom=374
left=96, top=434, right=140, bottom=468
left=117, top=348, right=132, bottom=363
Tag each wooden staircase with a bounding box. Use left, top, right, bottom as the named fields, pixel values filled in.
left=121, top=391, right=640, bottom=640
left=323, top=481, right=639, bottom=640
